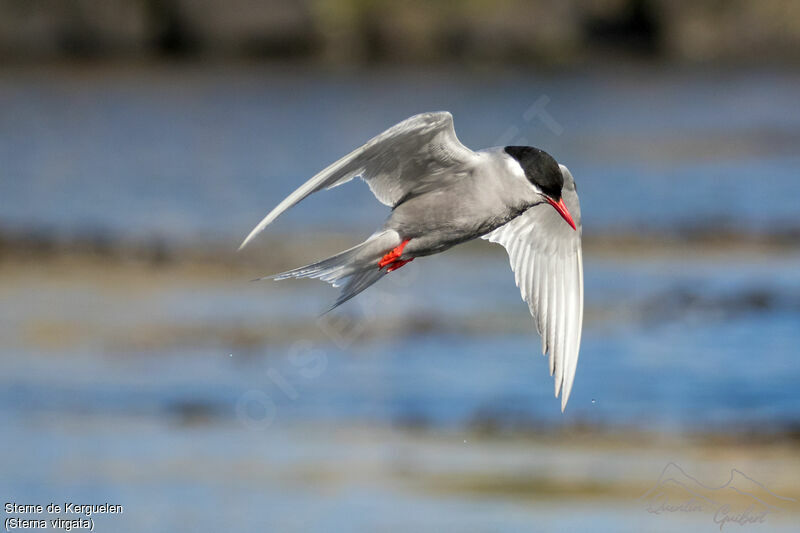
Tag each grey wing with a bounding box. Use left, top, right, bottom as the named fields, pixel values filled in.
left=239, top=111, right=476, bottom=249
left=482, top=164, right=583, bottom=411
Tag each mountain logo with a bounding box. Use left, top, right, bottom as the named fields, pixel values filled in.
left=640, top=462, right=795, bottom=529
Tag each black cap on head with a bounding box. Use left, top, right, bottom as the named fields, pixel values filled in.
left=504, top=146, right=563, bottom=200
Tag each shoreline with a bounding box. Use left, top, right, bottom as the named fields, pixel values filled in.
left=2, top=226, right=799, bottom=270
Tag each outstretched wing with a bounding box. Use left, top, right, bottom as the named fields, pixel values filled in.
left=239, top=111, right=476, bottom=249
left=482, top=165, right=583, bottom=411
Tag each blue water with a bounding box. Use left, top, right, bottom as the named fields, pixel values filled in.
left=2, top=248, right=798, bottom=432
left=1, top=66, right=800, bottom=241
left=1, top=62, right=799, bottom=424
left=2, top=65, right=800, bottom=532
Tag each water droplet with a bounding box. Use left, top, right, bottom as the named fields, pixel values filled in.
left=463, top=439, right=467, bottom=444
left=229, top=353, right=233, bottom=358
left=591, top=398, right=596, bottom=404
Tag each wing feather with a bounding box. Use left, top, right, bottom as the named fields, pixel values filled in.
left=240, top=111, right=476, bottom=249
left=547, top=264, right=558, bottom=377
left=482, top=164, right=583, bottom=411
left=554, top=267, right=566, bottom=398
left=537, top=257, right=549, bottom=354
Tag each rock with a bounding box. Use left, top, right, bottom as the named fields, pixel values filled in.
left=169, top=0, right=318, bottom=57
left=355, top=0, right=582, bottom=64
left=653, top=0, right=800, bottom=62
left=0, top=0, right=150, bottom=59
left=1, top=0, right=799, bottom=64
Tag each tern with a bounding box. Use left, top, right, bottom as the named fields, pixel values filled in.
left=241, top=112, right=583, bottom=410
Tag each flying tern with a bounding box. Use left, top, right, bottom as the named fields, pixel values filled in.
left=240, top=112, right=584, bottom=410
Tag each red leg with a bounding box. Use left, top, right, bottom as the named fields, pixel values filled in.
left=378, top=239, right=411, bottom=269
left=386, top=258, right=414, bottom=272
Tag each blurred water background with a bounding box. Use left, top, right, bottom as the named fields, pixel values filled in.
left=2, top=1, right=800, bottom=532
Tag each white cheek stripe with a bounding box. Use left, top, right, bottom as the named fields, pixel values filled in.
left=504, top=153, right=538, bottom=192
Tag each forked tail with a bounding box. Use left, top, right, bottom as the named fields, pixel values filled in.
left=257, top=230, right=401, bottom=312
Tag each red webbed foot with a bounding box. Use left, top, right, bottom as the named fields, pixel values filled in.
left=378, top=239, right=412, bottom=270
left=386, top=258, right=413, bottom=272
